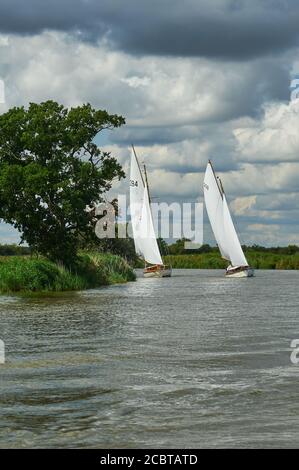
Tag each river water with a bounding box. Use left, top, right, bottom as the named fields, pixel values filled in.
left=0, top=269, right=298, bottom=448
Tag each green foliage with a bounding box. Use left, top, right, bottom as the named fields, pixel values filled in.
left=0, top=253, right=135, bottom=294
left=164, top=253, right=227, bottom=269
left=0, top=257, right=84, bottom=292
left=168, top=239, right=218, bottom=255
left=0, top=101, right=125, bottom=264
left=243, top=244, right=299, bottom=255
left=84, top=252, right=136, bottom=283
left=0, top=243, right=31, bottom=256
left=87, top=235, right=138, bottom=265
left=157, top=237, right=169, bottom=255
left=168, top=238, right=191, bottom=255
left=164, top=250, right=299, bottom=269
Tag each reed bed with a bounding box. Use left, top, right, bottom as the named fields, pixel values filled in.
left=164, top=252, right=299, bottom=270
left=0, top=253, right=136, bottom=294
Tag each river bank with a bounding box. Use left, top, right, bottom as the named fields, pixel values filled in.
left=163, top=251, right=299, bottom=269
left=0, top=252, right=136, bottom=294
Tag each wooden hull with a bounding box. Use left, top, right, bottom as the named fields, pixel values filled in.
left=225, top=266, right=254, bottom=278
left=143, top=265, right=172, bottom=278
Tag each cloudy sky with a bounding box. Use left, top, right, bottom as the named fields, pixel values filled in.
left=1, top=0, right=299, bottom=245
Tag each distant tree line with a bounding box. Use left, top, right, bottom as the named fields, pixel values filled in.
left=166, top=239, right=299, bottom=256
left=242, top=244, right=299, bottom=255
left=1, top=238, right=299, bottom=268
left=0, top=244, right=31, bottom=256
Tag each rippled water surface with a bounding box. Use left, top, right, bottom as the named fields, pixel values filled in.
left=0, top=269, right=299, bottom=448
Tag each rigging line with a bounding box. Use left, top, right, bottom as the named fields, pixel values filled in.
left=143, top=162, right=160, bottom=250
left=142, top=158, right=165, bottom=266
left=208, top=159, right=224, bottom=199
left=131, top=144, right=145, bottom=188
left=143, top=163, right=151, bottom=204
left=210, top=162, right=245, bottom=255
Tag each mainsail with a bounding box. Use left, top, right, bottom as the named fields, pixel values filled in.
left=130, top=148, right=163, bottom=266
left=203, top=161, right=248, bottom=267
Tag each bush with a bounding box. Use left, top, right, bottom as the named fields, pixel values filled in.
left=0, top=253, right=136, bottom=294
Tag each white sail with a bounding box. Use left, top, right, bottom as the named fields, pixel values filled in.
left=203, top=161, right=248, bottom=267
left=130, top=149, right=145, bottom=257
left=222, top=194, right=248, bottom=267
left=138, top=184, right=163, bottom=265
left=130, top=149, right=163, bottom=265
left=203, top=162, right=230, bottom=261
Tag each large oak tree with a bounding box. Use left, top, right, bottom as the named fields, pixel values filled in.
left=0, top=101, right=125, bottom=264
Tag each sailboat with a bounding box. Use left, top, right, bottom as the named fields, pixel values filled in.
left=203, top=160, right=254, bottom=278
left=130, top=146, right=172, bottom=278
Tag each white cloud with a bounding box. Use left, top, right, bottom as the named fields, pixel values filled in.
left=234, top=99, right=299, bottom=162
left=0, top=31, right=299, bottom=245
left=1, top=32, right=287, bottom=127
left=248, top=223, right=279, bottom=232
left=120, top=76, right=151, bottom=88
left=230, top=195, right=257, bottom=215
left=0, top=35, right=9, bottom=46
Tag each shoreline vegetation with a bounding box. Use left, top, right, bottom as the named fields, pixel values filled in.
left=1, top=242, right=299, bottom=295
left=163, top=252, right=299, bottom=270
left=0, top=252, right=136, bottom=294
left=0, top=102, right=137, bottom=295
left=141, top=241, right=299, bottom=270
left=133, top=252, right=299, bottom=270
left=0, top=101, right=131, bottom=295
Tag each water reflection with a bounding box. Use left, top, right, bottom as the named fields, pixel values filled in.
left=0, top=270, right=299, bottom=448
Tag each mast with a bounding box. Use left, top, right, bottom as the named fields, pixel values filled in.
left=143, top=162, right=164, bottom=266
left=204, top=160, right=248, bottom=267
left=142, top=162, right=149, bottom=268
left=217, top=176, right=225, bottom=196
left=208, top=160, right=224, bottom=199
left=143, top=163, right=155, bottom=266
left=143, top=163, right=168, bottom=267
left=130, top=145, right=163, bottom=267
left=204, top=160, right=230, bottom=262
left=131, top=144, right=145, bottom=187
left=143, top=164, right=151, bottom=204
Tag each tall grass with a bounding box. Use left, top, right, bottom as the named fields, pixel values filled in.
left=164, top=254, right=227, bottom=269
left=163, top=252, right=299, bottom=270
left=0, top=253, right=136, bottom=294
left=81, top=252, right=136, bottom=284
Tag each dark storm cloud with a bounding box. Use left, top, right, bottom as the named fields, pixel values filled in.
left=1, top=0, right=299, bottom=60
